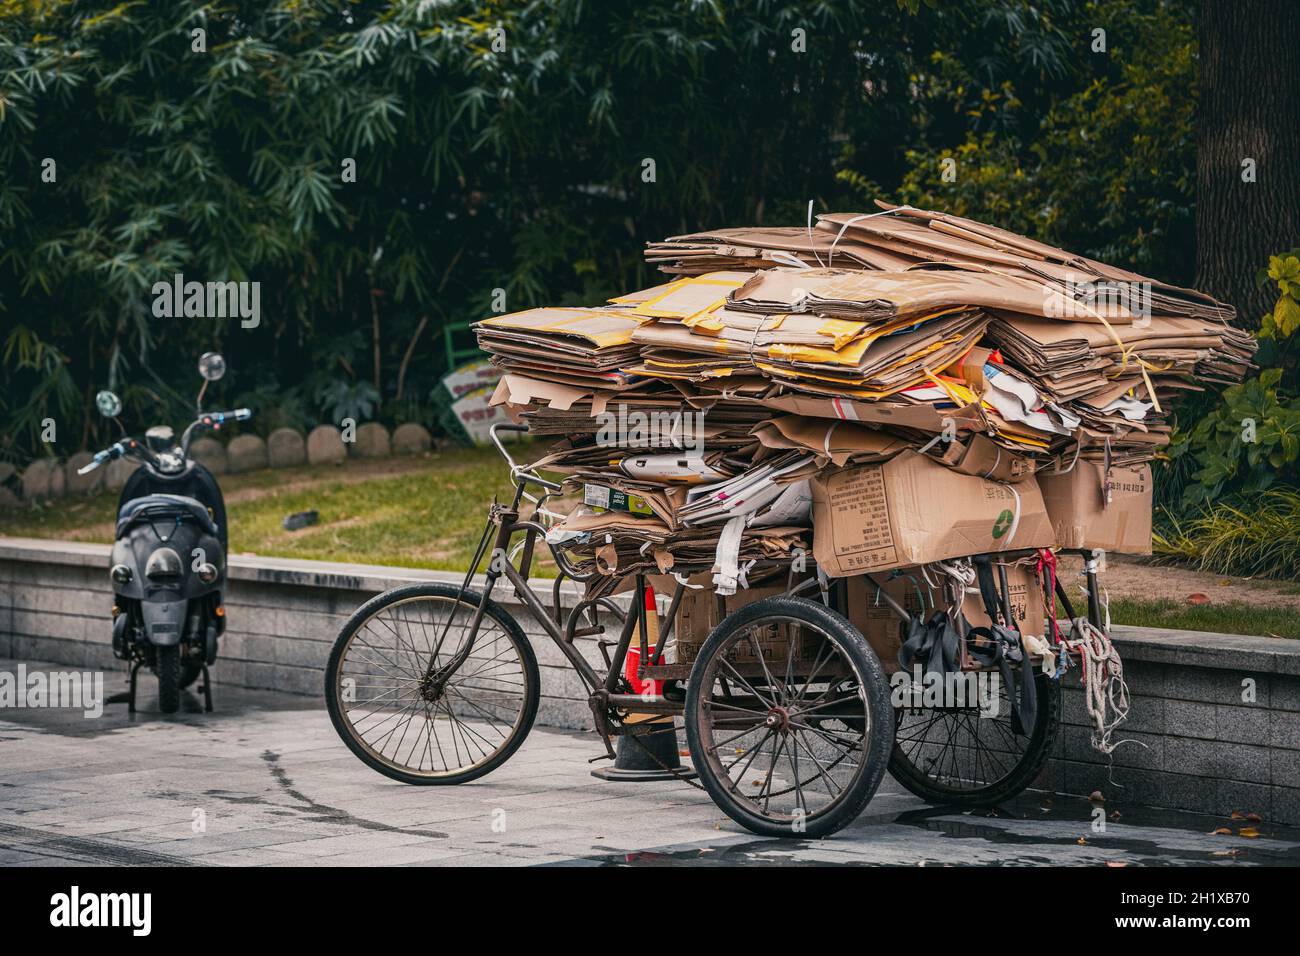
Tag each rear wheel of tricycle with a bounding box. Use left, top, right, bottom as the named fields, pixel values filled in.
left=325, top=583, right=540, bottom=785
left=888, top=670, right=1059, bottom=806
left=684, top=596, right=893, bottom=839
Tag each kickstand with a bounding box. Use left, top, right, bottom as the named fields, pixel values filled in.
left=199, top=664, right=214, bottom=713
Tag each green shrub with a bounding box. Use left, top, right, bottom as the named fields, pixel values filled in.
left=1153, top=489, right=1300, bottom=582
left=1162, top=250, right=1300, bottom=510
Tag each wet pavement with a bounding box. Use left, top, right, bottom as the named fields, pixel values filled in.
left=1, top=659, right=1296, bottom=867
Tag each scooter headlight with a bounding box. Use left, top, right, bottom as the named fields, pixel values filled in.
left=110, top=564, right=133, bottom=585
left=196, top=562, right=219, bottom=584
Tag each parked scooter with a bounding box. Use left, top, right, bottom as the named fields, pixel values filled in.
left=79, top=352, right=250, bottom=713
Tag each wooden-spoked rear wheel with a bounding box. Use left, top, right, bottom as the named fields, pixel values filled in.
left=683, top=596, right=893, bottom=839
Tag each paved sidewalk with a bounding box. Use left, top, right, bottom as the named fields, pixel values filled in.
left=1, top=660, right=1296, bottom=867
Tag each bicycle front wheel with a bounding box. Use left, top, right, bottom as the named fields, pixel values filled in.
left=325, top=583, right=540, bottom=785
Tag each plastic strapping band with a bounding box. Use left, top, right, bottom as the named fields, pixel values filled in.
left=824, top=205, right=916, bottom=270
left=916, top=433, right=945, bottom=455
left=806, top=200, right=825, bottom=268
left=822, top=421, right=840, bottom=458
left=1052, top=440, right=1083, bottom=475
left=1004, top=482, right=1022, bottom=544
left=712, top=514, right=748, bottom=596
left=769, top=251, right=813, bottom=270
left=744, top=313, right=776, bottom=368
left=980, top=447, right=1002, bottom=480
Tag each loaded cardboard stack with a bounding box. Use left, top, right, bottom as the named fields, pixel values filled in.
left=478, top=203, right=1254, bottom=636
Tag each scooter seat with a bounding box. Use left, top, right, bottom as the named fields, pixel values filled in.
left=116, top=494, right=219, bottom=538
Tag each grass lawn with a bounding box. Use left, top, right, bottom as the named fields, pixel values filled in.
left=0, top=445, right=563, bottom=575
left=2, top=445, right=1294, bottom=638
left=1104, top=598, right=1300, bottom=639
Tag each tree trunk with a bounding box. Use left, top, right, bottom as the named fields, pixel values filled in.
left=1196, top=0, right=1300, bottom=328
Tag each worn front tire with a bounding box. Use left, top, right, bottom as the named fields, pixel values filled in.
left=156, top=645, right=181, bottom=714
left=326, top=583, right=541, bottom=785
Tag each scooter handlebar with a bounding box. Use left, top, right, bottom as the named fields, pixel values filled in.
left=77, top=441, right=129, bottom=475
left=198, top=408, right=252, bottom=428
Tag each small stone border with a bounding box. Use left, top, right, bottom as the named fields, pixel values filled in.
left=0, top=422, right=435, bottom=505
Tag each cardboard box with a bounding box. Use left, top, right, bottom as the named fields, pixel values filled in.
left=1038, top=461, right=1152, bottom=554
left=933, top=431, right=1036, bottom=484
left=846, top=563, right=1047, bottom=673
left=809, top=451, right=1057, bottom=577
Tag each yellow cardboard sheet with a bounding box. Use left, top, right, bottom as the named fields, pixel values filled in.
left=478, top=307, right=643, bottom=348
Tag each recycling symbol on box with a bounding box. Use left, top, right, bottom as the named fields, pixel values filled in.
left=991, top=509, right=1015, bottom=540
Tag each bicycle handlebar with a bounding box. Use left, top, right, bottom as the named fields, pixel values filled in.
left=490, top=422, right=563, bottom=493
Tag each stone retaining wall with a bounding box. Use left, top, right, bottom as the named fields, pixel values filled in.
left=0, top=422, right=435, bottom=506
left=1, top=537, right=1296, bottom=824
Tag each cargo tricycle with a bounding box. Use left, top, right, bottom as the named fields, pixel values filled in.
left=324, top=424, right=1105, bottom=838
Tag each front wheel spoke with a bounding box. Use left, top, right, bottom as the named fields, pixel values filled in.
left=708, top=721, right=772, bottom=753
left=453, top=643, right=519, bottom=682
left=363, top=696, right=424, bottom=755
left=759, top=733, right=788, bottom=812
left=722, top=728, right=775, bottom=793
left=346, top=684, right=417, bottom=711
left=790, top=640, right=836, bottom=709
left=789, top=729, right=807, bottom=814
left=703, top=698, right=771, bottom=719
left=444, top=684, right=513, bottom=741
left=748, top=629, right=783, bottom=704
left=791, top=692, right=858, bottom=719
left=789, top=719, right=862, bottom=755
left=717, top=659, right=775, bottom=710
left=348, top=691, right=422, bottom=733
left=791, top=728, right=842, bottom=798
left=362, top=618, right=426, bottom=676
left=347, top=642, right=422, bottom=682
left=439, top=694, right=494, bottom=758
left=424, top=700, right=449, bottom=771
left=387, top=609, right=427, bottom=675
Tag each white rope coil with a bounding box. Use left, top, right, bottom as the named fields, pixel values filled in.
left=1065, top=616, right=1134, bottom=755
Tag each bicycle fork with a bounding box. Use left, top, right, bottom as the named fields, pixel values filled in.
left=420, top=507, right=517, bottom=692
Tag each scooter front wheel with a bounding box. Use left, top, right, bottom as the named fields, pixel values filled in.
left=156, top=645, right=181, bottom=714
left=325, top=583, right=540, bottom=785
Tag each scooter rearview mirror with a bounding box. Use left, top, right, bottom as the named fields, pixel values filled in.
left=95, top=390, right=123, bottom=418
left=198, top=352, right=227, bottom=381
